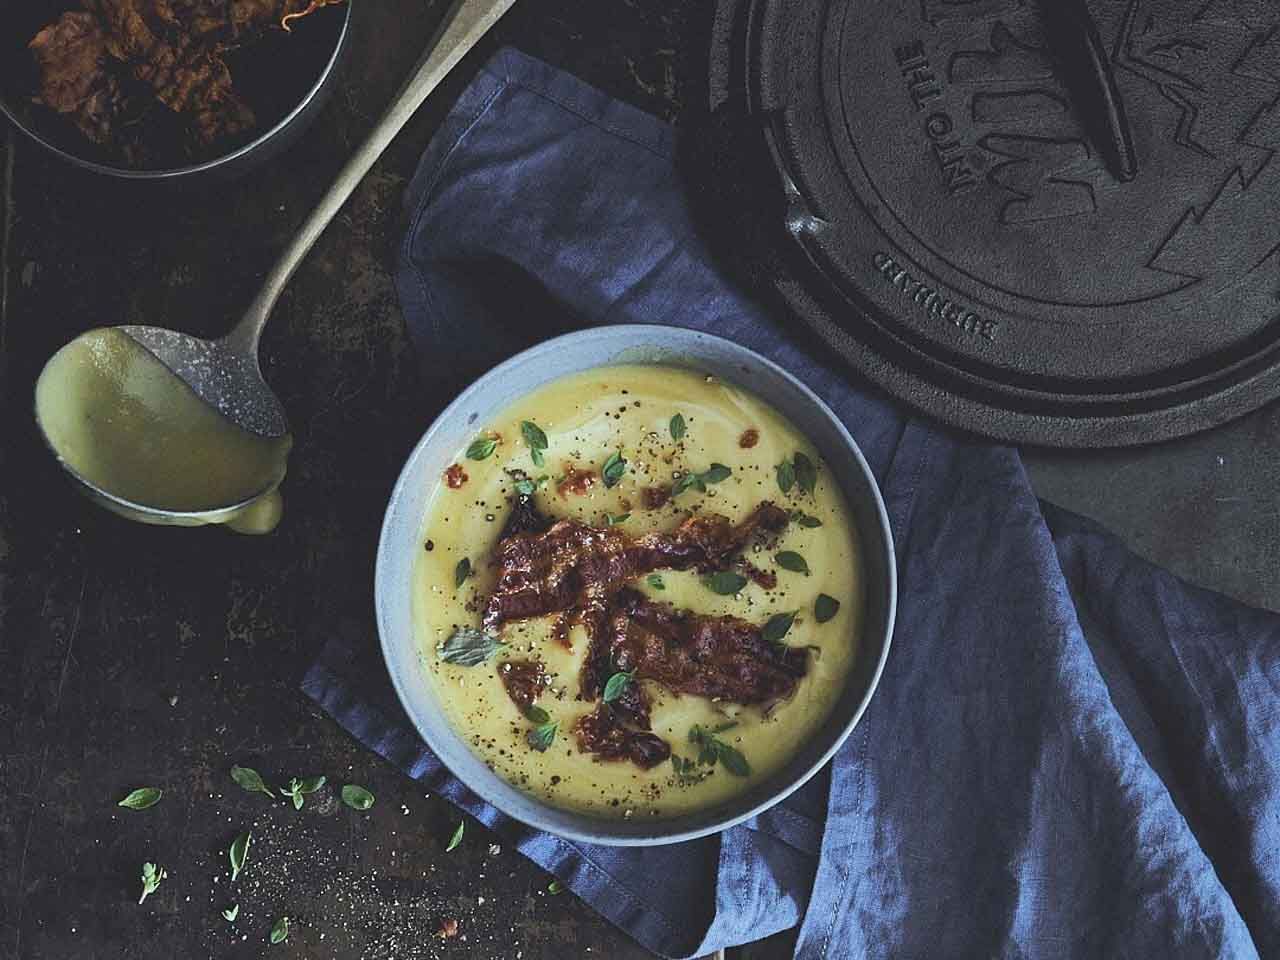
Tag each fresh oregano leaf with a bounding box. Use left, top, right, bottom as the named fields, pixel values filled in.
left=466, top=436, right=498, bottom=460
left=117, top=787, right=162, bottom=810
left=776, top=460, right=796, bottom=494
left=793, top=452, right=818, bottom=495
left=716, top=742, right=752, bottom=777
left=602, top=671, right=635, bottom=703
left=601, top=450, right=627, bottom=488
left=270, top=916, right=289, bottom=944
left=528, top=721, right=558, bottom=752
left=671, top=754, right=707, bottom=785
left=790, top=511, right=823, bottom=528
left=762, top=611, right=797, bottom=645
left=548, top=880, right=565, bottom=895
left=669, top=413, right=686, bottom=441
left=672, top=472, right=703, bottom=496
left=521, top=421, right=548, bottom=467
left=454, top=557, right=471, bottom=590
left=704, top=571, right=748, bottom=595
left=524, top=704, right=551, bottom=724
left=230, top=765, right=275, bottom=799
left=776, top=551, right=810, bottom=575
left=520, top=420, right=548, bottom=452
left=138, top=861, right=166, bottom=905
left=229, top=831, right=250, bottom=882
left=514, top=475, right=548, bottom=497
left=222, top=904, right=239, bottom=922
left=692, top=722, right=739, bottom=743
left=703, top=463, right=732, bottom=483
left=522, top=699, right=553, bottom=742
left=438, top=627, right=505, bottom=667
left=646, top=574, right=665, bottom=590
left=341, top=784, right=375, bottom=811
left=815, top=594, right=840, bottom=623
left=298, top=776, right=325, bottom=794
left=279, top=777, right=324, bottom=811
left=605, top=512, right=631, bottom=526
left=673, top=464, right=731, bottom=497
left=689, top=725, right=751, bottom=778
left=446, top=820, right=465, bottom=852
left=689, top=725, right=719, bottom=766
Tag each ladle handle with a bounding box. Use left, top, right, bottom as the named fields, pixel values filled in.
left=227, top=0, right=518, bottom=354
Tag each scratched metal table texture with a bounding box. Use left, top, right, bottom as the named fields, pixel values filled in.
left=3, top=2, right=1280, bottom=959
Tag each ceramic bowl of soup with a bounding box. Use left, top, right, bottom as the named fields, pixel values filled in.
left=376, top=325, right=895, bottom=845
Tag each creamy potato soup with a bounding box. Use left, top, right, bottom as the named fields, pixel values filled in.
left=413, top=365, right=862, bottom=819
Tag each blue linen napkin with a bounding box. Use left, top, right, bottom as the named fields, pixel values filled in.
left=302, top=47, right=1280, bottom=958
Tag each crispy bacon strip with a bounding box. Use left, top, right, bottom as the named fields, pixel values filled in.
left=497, top=659, right=549, bottom=716
left=280, top=0, right=340, bottom=30
left=29, top=12, right=137, bottom=154
left=30, top=13, right=108, bottom=114
left=29, top=0, right=345, bottom=159
left=584, top=588, right=809, bottom=705
left=80, top=0, right=262, bottom=144
left=482, top=502, right=789, bottom=633
left=573, top=705, right=671, bottom=770
left=485, top=497, right=796, bottom=768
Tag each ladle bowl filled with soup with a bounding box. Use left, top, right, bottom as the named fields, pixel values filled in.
left=34, top=327, right=291, bottom=533
left=376, top=325, right=895, bottom=845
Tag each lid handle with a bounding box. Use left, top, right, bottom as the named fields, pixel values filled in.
left=1042, top=0, right=1139, bottom=182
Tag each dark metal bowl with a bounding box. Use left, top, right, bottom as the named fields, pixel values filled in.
left=0, top=0, right=351, bottom=182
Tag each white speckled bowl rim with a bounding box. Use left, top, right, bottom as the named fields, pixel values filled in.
left=376, top=325, right=896, bottom=846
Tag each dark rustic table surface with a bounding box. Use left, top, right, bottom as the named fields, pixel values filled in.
left=3, top=2, right=1279, bottom=959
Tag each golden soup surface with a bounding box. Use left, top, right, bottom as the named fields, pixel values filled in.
left=413, top=364, right=862, bottom=819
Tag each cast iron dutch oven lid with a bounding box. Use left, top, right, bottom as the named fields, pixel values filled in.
left=707, top=0, right=1280, bottom=447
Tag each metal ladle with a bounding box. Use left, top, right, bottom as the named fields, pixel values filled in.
left=38, top=0, right=516, bottom=527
